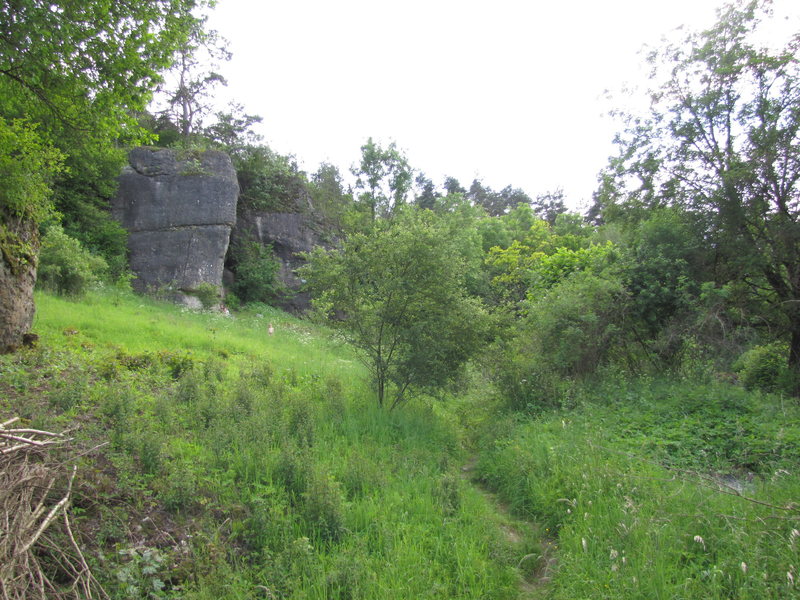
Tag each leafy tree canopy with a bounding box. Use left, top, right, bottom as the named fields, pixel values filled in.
left=352, top=137, right=413, bottom=221
left=1, top=0, right=204, bottom=273
left=0, top=0, right=199, bottom=150
left=593, top=0, right=800, bottom=377
left=301, top=207, right=489, bottom=408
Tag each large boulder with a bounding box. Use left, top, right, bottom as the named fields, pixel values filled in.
left=113, top=147, right=238, bottom=306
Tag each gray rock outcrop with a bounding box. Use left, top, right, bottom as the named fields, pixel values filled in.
left=113, top=147, right=238, bottom=306
left=230, top=207, right=326, bottom=312
left=0, top=220, right=38, bottom=353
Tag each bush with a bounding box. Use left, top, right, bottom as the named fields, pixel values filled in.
left=494, top=272, right=631, bottom=412
left=235, top=145, right=307, bottom=212
left=37, top=225, right=108, bottom=295
left=192, top=282, right=221, bottom=309
left=524, top=271, right=630, bottom=376
left=733, top=342, right=791, bottom=393
left=230, top=241, right=284, bottom=305
left=302, top=471, right=346, bottom=543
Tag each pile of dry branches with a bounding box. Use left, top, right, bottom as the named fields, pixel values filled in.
left=0, top=416, right=107, bottom=599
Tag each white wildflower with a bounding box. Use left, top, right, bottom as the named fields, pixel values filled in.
left=741, top=562, right=747, bottom=574
left=694, top=535, right=706, bottom=550
left=610, top=549, right=619, bottom=560
left=582, top=538, right=588, bottom=552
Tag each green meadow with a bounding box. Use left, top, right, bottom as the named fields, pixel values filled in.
left=3, top=289, right=533, bottom=599
left=2, top=288, right=797, bottom=599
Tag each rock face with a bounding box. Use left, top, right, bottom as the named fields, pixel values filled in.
left=231, top=207, right=328, bottom=312
left=113, top=148, right=238, bottom=306
left=0, top=220, right=38, bottom=353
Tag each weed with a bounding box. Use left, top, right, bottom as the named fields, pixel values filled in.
left=302, top=471, right=347, bottom=544
left=272, top=446, right=311, bottom=499
left=339, top=450, right=383, bottom=500
left=285, top=397, right=316, bottom=448
left=113, top=547, right=168, bottom=599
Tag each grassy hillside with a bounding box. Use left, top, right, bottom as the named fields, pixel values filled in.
left=474, top=378, right=800, bottom=599
left=2, top=288, right=798, bottom=599
left=2, top=289, right=534, bottom=599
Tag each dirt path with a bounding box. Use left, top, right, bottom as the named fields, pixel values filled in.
left=461, top=458, right=556, bottom=599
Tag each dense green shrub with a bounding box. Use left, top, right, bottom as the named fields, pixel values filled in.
left=192, top=282, right=221, bottom=310
left=235, top=146, right=307, bottom=212
left=229, top=241, right=284, bottom=305
left=0, top=117, right=63, bottom=273
left=59, top=192, right=130, bottom=280
left=302, top=470, right=346, bottom=543
left=37, top=225, right=108, bottom=295
left=526, top=272, right=630, bottom=376
left=494, top=271, right=631, bottom=411
left=733, top=342, right=791, bottom=394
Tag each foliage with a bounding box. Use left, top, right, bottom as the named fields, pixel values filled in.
left=621, top=210, right=704, bottom=334
left=485, top=215, right=612, bottom=310
left=191, top=282, right=221, bottom=310
left=595, top=0, right=800, bottom=378
left=308, top=163, right=353, bottom=234
left=466, top=179, right=532, bottom=217
left=0, top=0, right=199, bottom=187
left=733, top=342, right=793, bottom=394
left=413, top=172, right=440, bottom=210
left=0, top=118, right=63, bottom=226
left=0, top=117, right=63, bottom=270
left=352, top=137, right=413, bottom=221
left=531, top=188, right=568, bottom=225
left=0, top=0, right=195, bottom=140
left=202, top=103, right=263, bottom=157
left=301, top=207, right=489, bottom=408
left=235, top=145, right=307, bottom=212
left=60, top=198, right=129, bottom=281
left=492, top=271, right=631, bottom=412
left=154, top=4, right=231, bottom=142
left=36, top=225, right=108, bottom=296
left=229, top=241, right=284, bottom=305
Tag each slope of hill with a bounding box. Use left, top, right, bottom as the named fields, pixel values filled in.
left=2, top=288, right=533, bottom=599
left=2, top=287, right=798, bottom=599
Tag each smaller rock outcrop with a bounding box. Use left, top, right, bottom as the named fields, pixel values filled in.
left=230, top=208, right=326, bottom=312
left=0, top=220, right=38, bottom=353
left=112, top=148, right=238, bottom=306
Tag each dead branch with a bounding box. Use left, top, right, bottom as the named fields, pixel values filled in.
left=0, top=417, right=108, bottom=599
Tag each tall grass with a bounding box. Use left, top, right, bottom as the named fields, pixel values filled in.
left=9, top=288, right=796, bottom=598
left=1, top=288, right=531, bottom=599
left=475, top=378, right=800, bottom=599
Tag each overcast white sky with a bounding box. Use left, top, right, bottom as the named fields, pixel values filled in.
left=208, top=0, right=799, bottom=211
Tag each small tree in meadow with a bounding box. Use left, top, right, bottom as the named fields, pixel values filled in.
left=301, top=207, right=488, bottom=408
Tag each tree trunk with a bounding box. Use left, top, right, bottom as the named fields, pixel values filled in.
left=0, top=220, right=39, bottom=353
left=376, top=375, right=384, bottom=407
left=789, top=324, right=800, bottom=395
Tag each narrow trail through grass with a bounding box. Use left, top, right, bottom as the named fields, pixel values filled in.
left=461, top=456, right=556, bottom=599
